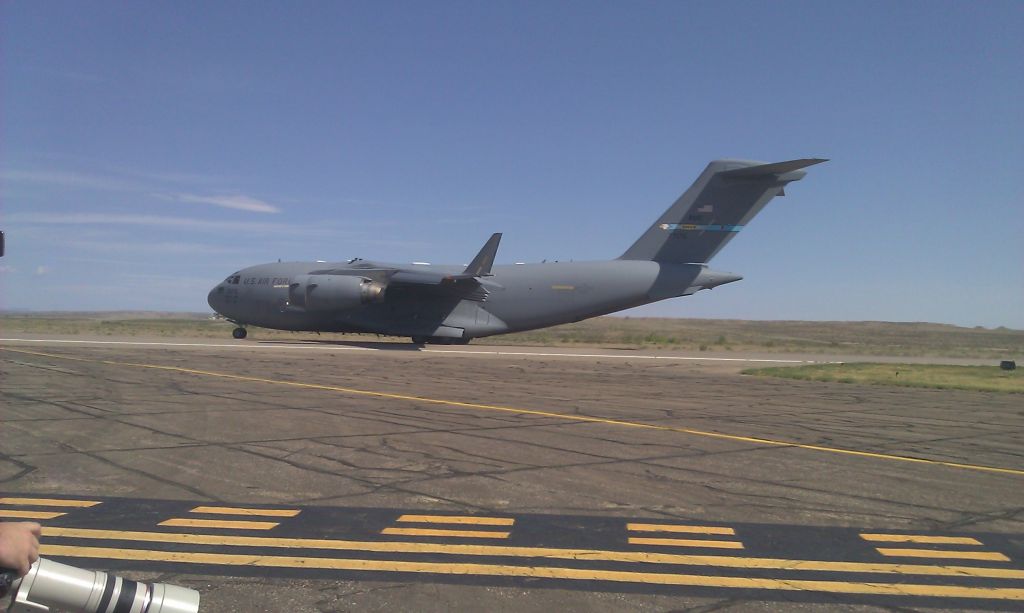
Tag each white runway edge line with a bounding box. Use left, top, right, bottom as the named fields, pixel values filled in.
left=424, top=348, right=815, bottom=363
left=0, top=338, right=817, bottom=364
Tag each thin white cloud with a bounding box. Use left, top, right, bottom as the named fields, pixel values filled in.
left=6, top=213, right=276, bottom=232
left=3, top=212, right=347, bottom=238
left=122, top=169, right=224, bottom=184
left=6, top=157, right=227, bottom=186
left=3, top=169, right=280, bottom=213
left=166, top=193, right=281, bottom=213
left=34, top=265, right=51, bottom=276
left=0, top=265, right=16, bottom=273
left=1, top=169, right=142, bottom=191
left=64, top=239, right=244, bottom=255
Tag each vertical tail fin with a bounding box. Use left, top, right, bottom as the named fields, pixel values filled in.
left=619, top=158, right=825, bottom=263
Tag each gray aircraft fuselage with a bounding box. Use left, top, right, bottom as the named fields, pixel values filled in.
left=209, top=259, right=736, bottom=340
left=208, top=158, right=824, bottom=343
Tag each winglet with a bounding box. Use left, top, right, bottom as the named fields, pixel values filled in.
left=463, top=233, right=502, bottom=277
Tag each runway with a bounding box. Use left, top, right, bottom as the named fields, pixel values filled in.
left=1, top=336, right=1022, bottom=611
left=0, top=336, right=818, bottom=363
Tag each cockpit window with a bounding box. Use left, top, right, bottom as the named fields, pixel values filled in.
left=225, top=273, right=241, bottom=285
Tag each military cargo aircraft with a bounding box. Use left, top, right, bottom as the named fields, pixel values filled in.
left=208, top=158, right=825, bottom=344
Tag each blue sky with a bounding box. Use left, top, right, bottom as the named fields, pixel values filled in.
left=2, top=2, right=1021, bottom=328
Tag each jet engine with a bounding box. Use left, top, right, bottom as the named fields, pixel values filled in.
left=288, top=274, right=385, bottom=311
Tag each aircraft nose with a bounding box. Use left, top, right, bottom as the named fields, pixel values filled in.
left=208, top=284, right=224, bottom=312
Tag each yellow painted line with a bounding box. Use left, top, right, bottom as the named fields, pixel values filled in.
left=862, top=534, right=983, bottom=545
left=42, top=527, right=1024, bottom=580
left=39, top=544, right=1024, bottom=600
left=628, top=523, right=735, bottom=535
left=3, top=346, right=1023, bottom=478
left=381, top=527, right=510, bottom=539
left=159, top=518, right=279, bottom=531
left=551, top=285, right=575, bottom=290
left=190, top=506, right=300, bottom=518
left=0, top=510, right=65, bottom=520
left=876, top=548, right=1010, bottom=562
left=0, top=497, right=100, bottom=508
left=629, top=537, right=744, bottom=549
left=396, top=514, right=514, bottom=526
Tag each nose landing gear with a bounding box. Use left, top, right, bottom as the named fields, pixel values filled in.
left=232, top=327, right=248, bottom=339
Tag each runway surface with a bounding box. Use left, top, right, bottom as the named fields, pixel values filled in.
left=1, top=336, right=1022, bottom=611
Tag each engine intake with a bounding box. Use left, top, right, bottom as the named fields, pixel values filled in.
left=289, top=275, right=385, bottom=311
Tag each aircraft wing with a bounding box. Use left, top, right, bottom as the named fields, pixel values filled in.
left=312, top=234, right=503, bottom=301
left=389, top=270, right=475, bottom=285
left=392, top=271, right=489, bottom=300
left=307, top=266, right=482, bottom=286
left=390, top=233, right=501, bottom=288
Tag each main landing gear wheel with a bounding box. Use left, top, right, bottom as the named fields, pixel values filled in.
left=232, top=327, right=248, bottom=339
left=411, top=336, right=428, bottom=345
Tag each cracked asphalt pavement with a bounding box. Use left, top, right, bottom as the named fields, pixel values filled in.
left=1, top=337, right=1022, bottom=612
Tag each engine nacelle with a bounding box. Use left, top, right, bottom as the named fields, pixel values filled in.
left=289, top=274, right=385, bottom=311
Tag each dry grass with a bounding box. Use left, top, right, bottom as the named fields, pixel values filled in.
left=743, top=363, right=1023, bottom=393
left=493, top=318, right=1023, bottom=358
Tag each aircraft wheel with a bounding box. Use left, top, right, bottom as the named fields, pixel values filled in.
left=411, top=335, right=428, bottom=345
left=232, top=327, right=248, bottom=339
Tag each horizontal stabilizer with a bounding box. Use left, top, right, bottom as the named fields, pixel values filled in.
left=719, top=158, right=828, bottom=179
left=463, top=233, right=502, bottom=277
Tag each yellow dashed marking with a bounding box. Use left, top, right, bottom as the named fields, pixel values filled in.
left=159, top=518, right=279, bottom=531
left=629, top=537, right=744, bottom=549
left=381, top=527, right=510, bottom=539
left=38, top=544, right=1024, bottom=600
left=396, top=514, right=514, bottom=526
left=190, top=506, right=300, bottom=518
left=0, top=497, right=100, bottom=508
left=861, top=534, right=983, bottom=545
left=42, top=527, right=1024, bottom=580
left=876, top=548, right=1010, bottom=562
left=0, top=510, right=66, bottom=520
left=628, top=523, right=735, bottom=535
left=4, top=346, right=1024, bottom=477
